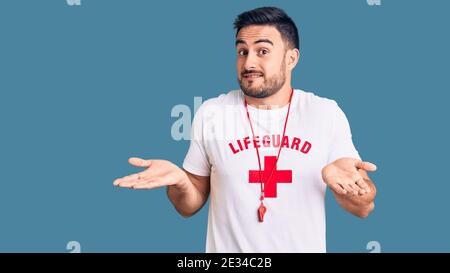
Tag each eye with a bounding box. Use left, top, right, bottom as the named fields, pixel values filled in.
left=238, top=49, right=248, bottom=56
left=258, top=49, right=269, bottom=55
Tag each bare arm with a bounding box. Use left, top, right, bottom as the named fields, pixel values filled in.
left=114, top=157, right=210, bottom=218
left=166, top=170, right=210, bottom=218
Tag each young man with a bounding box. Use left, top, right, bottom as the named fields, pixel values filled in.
left=114, top=7, right=377, bottom=253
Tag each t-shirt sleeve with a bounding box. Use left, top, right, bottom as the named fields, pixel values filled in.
left=182, top=104, right=211, bottom=176
left=327, top=101, right=361, bottom=164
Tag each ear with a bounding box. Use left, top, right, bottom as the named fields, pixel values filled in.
left=286, top=48, right=300, bottom=70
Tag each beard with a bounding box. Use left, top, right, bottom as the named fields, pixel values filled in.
left=238, top=59, right=286, bottom=99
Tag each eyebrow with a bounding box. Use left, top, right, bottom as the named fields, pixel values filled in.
left=235, top=39, right=274, bottom=46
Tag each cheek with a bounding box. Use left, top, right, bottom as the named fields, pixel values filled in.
left=236, top=60, right=244, bottom=76
left=264, top=58, right=282, bottom=75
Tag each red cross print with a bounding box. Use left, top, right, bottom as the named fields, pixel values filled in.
left=249, top=156, right=292, bottom=198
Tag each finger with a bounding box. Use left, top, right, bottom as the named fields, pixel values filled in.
left=356, top=178, right=371, bottom=193
left=113, top=173, right=139, bottom=186
left=339, top=180, right=355, bottom=195
left=349, top=183, right=361, bottom=195
left=352, top=172, right=369, bottom=191
left=355, top=161, right=377, bottom=172
left=332, top=177, right=352, bottom=194
left=118, top=176, right=155, bottom=188
left=132, top=175, right=175, bottom=189
left=115, top=172, right=153, bottom=187
left=349, top=173, right=365, bottom=195
left=117, top=179, right=139, bottom=188
left=113, top=172, right=147, bottom=186
left=131, top=159, right=172, bottom=178
left=128, top=157, right=152, bottom=168
left=350, top=173, right=364, bottom=193
left=329, top=183, right=347, bottom=195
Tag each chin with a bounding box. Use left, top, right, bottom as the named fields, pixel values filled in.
left=243, top=89, right=270, bottom=99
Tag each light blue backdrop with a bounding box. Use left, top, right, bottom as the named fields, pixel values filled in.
left=1, top=0, right=448, bottom=252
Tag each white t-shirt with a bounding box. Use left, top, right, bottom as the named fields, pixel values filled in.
left=183, top=89, right=361, bottom=253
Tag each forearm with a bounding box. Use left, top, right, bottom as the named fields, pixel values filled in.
left=166, top=172, right=208, bottom=218
left=333, top=178, right=377, bottom=218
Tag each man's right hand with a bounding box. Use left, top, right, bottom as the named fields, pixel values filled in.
left=114, top=157, right=210, bottom=217
left=113, top=157, right=189, bottom=190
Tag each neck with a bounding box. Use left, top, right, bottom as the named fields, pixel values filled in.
left=244, top=83, right=293, bottom=110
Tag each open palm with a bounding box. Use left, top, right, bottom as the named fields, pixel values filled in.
left=322, top=157, right=377, bottom=195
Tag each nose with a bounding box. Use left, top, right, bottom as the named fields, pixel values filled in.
left=243, top=50, right=258, bottom=71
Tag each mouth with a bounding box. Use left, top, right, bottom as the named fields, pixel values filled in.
left=242, top=73, right=263, bottom=79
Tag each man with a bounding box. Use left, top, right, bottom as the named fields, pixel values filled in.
left=113, top=7, right=377, bottom=253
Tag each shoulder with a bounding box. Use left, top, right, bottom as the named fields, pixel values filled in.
left=296, top=89, right=340, bottom=114
left=195, top=89, right=242, bottom=116
left=201, top=89, right=241, bottom=107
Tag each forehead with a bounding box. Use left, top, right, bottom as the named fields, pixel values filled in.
left=236, top=25, right=283, bottom=45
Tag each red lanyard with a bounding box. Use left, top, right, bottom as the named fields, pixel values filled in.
left=244, top=88, right=294, bottom=222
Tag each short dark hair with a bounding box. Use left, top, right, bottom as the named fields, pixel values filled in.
left=233, top=7, right=299, bottom=50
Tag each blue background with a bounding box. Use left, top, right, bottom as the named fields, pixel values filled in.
left=0, top=0, right=448, bottom=252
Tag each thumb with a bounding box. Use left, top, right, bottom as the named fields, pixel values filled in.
left=355, top=161, right=377, bottom=172
left=128, top=157, right=152, bottom=168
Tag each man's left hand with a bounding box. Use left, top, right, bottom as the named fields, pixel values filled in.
left=322, top=157, right=377, bottom=196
